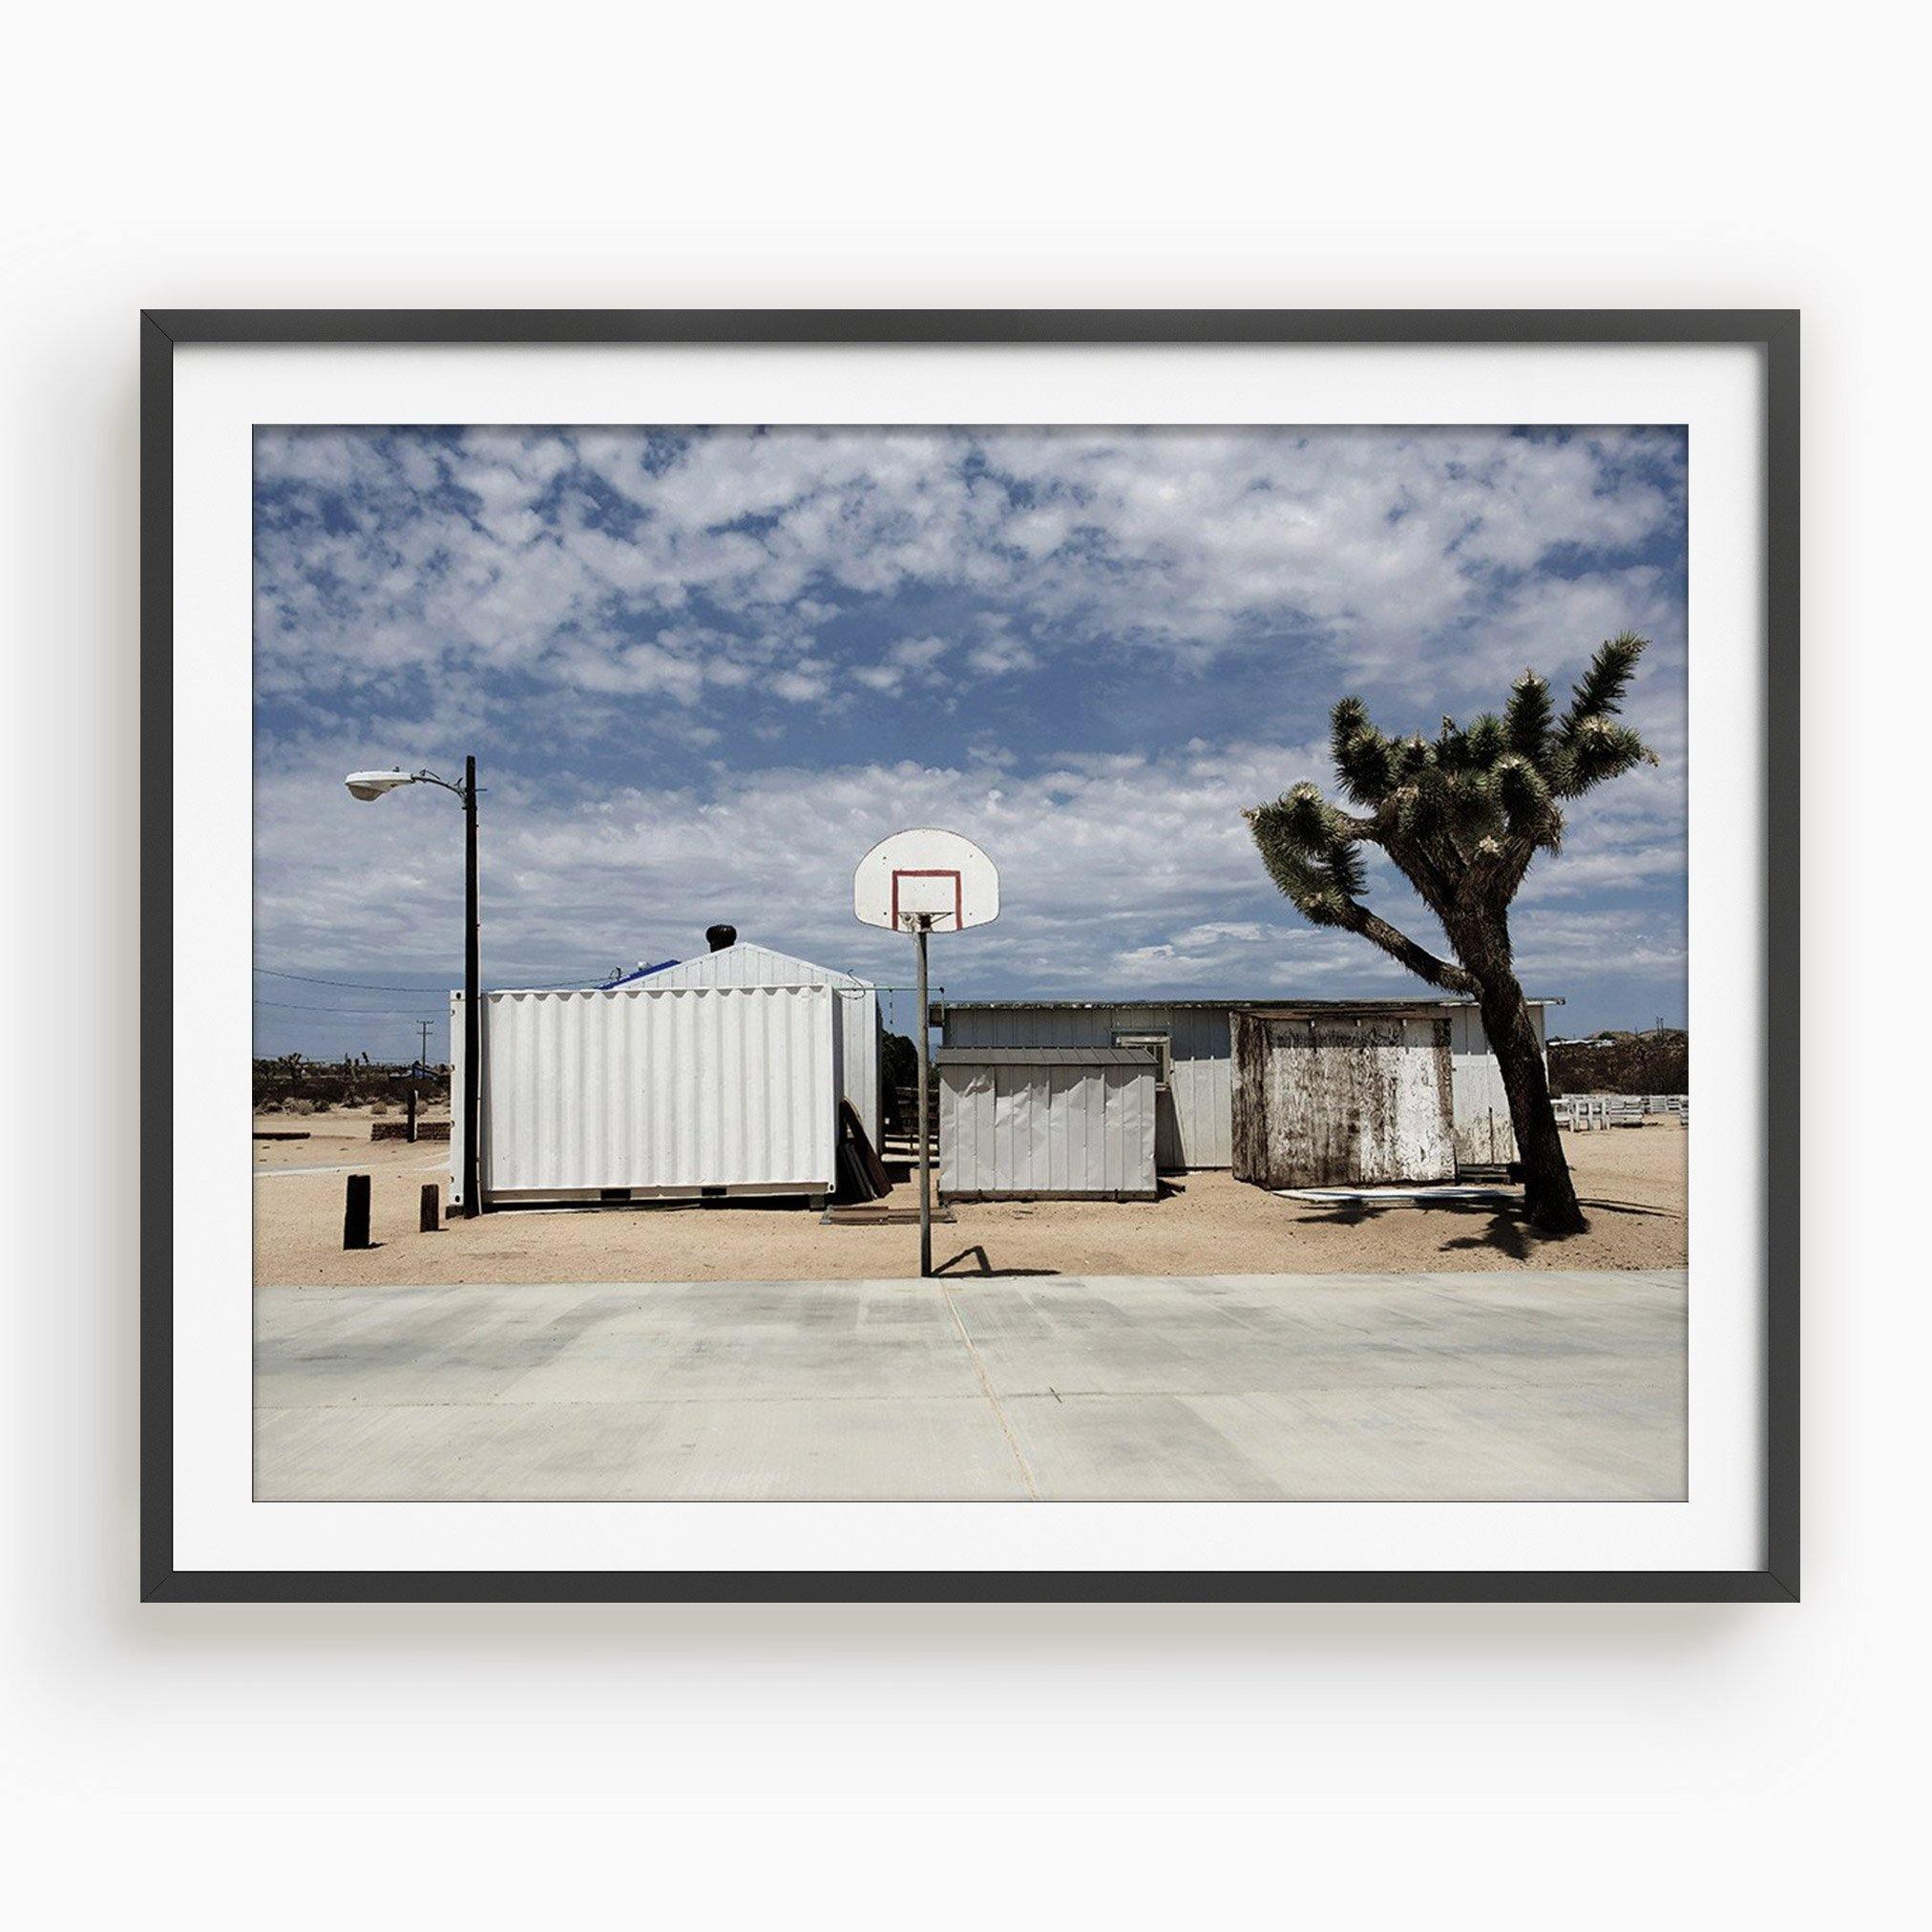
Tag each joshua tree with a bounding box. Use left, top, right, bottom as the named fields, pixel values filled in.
left=1246, top=633, right=1656, bottom=1234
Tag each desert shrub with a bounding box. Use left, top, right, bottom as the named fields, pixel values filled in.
left=880, top=1032, right=918, bottom=1088
left=284, top=1097, right=314, bottom=1117
left=1548, top=1032, right=1688, bottom=1097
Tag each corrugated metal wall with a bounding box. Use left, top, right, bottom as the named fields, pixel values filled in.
left=938, top=1055, right=1158, bottom=1199
left=647, top=943, right=881, bottom=1146
left=452, top=982, right=837, bottom=1202
left=939, top=1004, right=1232, bottom=1169
left=940, top=1001, right=1547, bottom=1173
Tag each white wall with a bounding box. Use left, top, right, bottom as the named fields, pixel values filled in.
left=0, top=6, right=1907, bottom=1917
left=648, top=944, right=882, bottom=1147
left=1446, top=1002, right=1550, bottom=1165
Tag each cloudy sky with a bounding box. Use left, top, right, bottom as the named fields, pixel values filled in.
left=253, top=423, right=1688, bottom=1059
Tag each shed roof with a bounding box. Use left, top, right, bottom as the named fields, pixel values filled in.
left=934, top=994, right=1562, bottom=1014
left=934, top=1046, right=1158, bottom=1067
left=644, top=941, right=872, bottom=993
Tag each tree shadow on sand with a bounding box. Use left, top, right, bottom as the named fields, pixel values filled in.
left=1287, top=1194, right=1682, bottom=1262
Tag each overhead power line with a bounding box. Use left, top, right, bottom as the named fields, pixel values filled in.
left=254, top=998, right=447, bottom=1016
left=255, top=967, right=454, bottom=992
left=255, top=965, right=627, bottom=993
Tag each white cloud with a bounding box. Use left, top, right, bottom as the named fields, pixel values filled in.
left=768, top=661, right=832, bottom=704
left=255, top=724, right=1683, bottom=1017
left=851, top=634, right=956, bottom=697
left=888, top=635, right=951, bottom=672
left=254, top=425, right=1686, bottom=709
left=964, top=635, right=1040, bottom=677
left=1173, top=921, right=1265, bottom=946
left=253, top=425, right=1687, bottom=1037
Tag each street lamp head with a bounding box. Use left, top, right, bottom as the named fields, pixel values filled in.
left=345, top=768, right=416, bottom=802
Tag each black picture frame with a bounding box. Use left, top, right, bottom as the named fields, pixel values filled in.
left=141, top=308, right=1799, bottom=1604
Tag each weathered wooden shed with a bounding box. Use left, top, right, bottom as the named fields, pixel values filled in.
left=935, top=1046, right=1159, bottom=1202
left=1230, top=1005, right=1463, bottom=1189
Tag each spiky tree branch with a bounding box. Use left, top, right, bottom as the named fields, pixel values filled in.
left=1245, top=786, right=1476, bottom=993
left=1547, top=632, right=1659, bottom=799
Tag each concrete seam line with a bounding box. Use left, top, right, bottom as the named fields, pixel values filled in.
left=937, top=1288, right=1041, bottom=1502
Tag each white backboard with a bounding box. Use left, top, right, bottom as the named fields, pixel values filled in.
left=853, top=829, right=999, bottom=933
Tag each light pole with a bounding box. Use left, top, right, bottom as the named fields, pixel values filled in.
left=345, top=758, right=483, bottom=1218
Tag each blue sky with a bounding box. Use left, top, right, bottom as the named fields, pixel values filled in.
left=253, top=424, right=1688, bottom=1060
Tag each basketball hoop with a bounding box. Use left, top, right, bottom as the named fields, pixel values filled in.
left=853, top=828, right=999, bottom=934
left=853, top=830, right=999, bottom=1275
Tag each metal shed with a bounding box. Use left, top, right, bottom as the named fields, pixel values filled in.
left=641, top=940, right=882, bottom=1148
left=450, top=980, right=840, bottom=1208
left=935, top=1002, right=1236, bottom=1169
left=936, top=1046, right=1159, bottom=1202
left=935, top=996, right=1555, bottom=1173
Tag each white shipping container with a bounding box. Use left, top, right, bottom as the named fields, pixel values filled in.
left=451, top=981, right=839, bottom=1207
left=642, top=942, right=881, bottom=1148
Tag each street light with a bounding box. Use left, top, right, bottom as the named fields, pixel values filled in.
left=344, top=769, right=421, bottom=801
left=344, top=759, right=483, bottom=1218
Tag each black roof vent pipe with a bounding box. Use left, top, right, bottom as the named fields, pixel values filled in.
left=705, top=923, right=738, bottom=953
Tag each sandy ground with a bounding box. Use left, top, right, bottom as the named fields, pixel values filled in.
left=252, top=1108, right=1687, bottom=1286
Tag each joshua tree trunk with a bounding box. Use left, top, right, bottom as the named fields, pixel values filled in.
left=1471, top=962, right=1584, bottom=1234
left=1447, top=907, right=1585, bottom=1235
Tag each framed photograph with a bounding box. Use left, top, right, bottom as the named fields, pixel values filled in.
left=141, top=308, right=1797, bottom=1602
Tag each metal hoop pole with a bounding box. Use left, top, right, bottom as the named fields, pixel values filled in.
left=914, top=917, right=931, bottom=1278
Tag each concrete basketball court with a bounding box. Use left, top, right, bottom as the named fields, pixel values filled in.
left=254, top=1270, right=1687, bottom=1502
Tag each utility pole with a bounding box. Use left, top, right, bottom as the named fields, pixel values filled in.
left=409, top=1018, right=432, bottom=1144
left=462, top=754, right=481, bottom=1217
